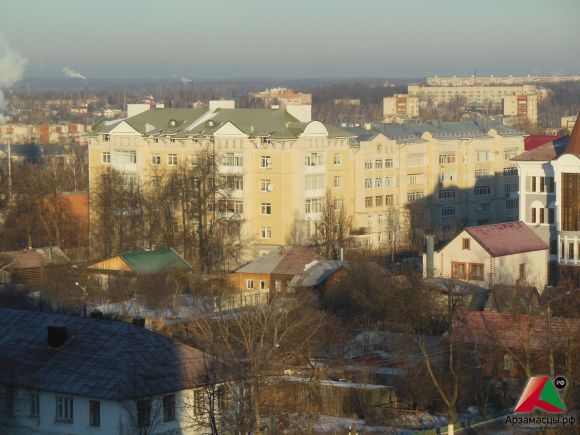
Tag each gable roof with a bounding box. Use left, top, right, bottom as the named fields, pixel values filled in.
left=0, top=309, right=206, bottom=400
left=452, top=311, right=580, bottom=352
left=235, top=246, right=323, bottom=276
left=524, top=135, right=558, bottom=151
left=288, top=259, right=344, bottom=288
left=88, top=248, right=191, bottom=276
left=465, top=221, right=548, bottom=257
left=485, top=285, right=542, bottom=314
left=0, top=247, right=69, bottom=269
left=512, top=135, right=570, bottom=161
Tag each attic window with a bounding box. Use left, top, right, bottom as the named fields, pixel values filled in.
left=462, top=238, right=470, bottom=250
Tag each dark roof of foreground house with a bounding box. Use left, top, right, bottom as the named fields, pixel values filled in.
left=234, top=246, right=323, bottom=276
left=0, top=309, right=206, bottom=400
left=465, top=221, right=548, bottom=257
left=288, top=259, right=345, bottom=288
left=485, top=285, right=542, bottom=314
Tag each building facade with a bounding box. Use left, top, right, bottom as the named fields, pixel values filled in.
left=382, top=95, right=420, bottom=118
left=514, top=117, right=580, bottom=287
left=427, top=75, right=580, bottom=86
left=348, top=120, right=525, bottom=248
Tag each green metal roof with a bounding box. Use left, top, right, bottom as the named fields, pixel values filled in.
left=120, top=248, right=191, bottom=276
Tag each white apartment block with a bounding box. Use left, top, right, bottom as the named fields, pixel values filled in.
left=427, top=75, right=580, bottom=86
left=383, top=95, right=420, bottom=118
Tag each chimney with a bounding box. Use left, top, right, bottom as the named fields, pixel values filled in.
left=47, top=324, right=68, bottom=348
left=426, top=235, right=435, bottom=279
left=90, top=310, right=104, bottom=319
left=132, top=317, right=145, bottom=328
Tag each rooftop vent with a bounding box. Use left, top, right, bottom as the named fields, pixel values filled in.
left=132, top=317, right=145, bottom=328
left=47, top=324, right=68, bottom=348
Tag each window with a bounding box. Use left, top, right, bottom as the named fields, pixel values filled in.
left=531, top=177, right=537, bottom=192
left=375, top=159, right=383, bottom=169
left=503, top=148, right=519, bottom=160
left=519, top=264, right=526, bottom=280
left=305, top=152, right=324, bottom=166
left=475, top=151, right=491, bottom=162
left=333, top=176, right=342, bottom=188
left=506, top=199, right=518, bottom=209
left=29, top=391, right=39, bottom=417
left=385, top=177, right=396, bottom=187
left=504, top=183, right=518, bottom=198
left=225, top=152, right=243, bottom=166
left=477, top=202, right=490, bottom=212
left=568, top=243, right=575, bottom=260
left=55, top=396, right=73, bottom=422
left=333, top=199, right=342, bottom=211
left=333, top=153, right=342, bottom=165
left=548, top=208, right=555, bottom=224
left=562, top=173, right=580, bottom=231
left=438, top=189, right=457, bottom=200
left=189, top=154, right=199, bottom=166
left=246, top=279, right=254, bottom=290
left=539, top=208, right=545, bottom=224
left=462, top=238, right=470, bottom=250
left=151, top=154, right=160, bottom=165
left=474, top=168, right=491, bottom=178
left=407, top=191, right=424, bottom=202
left=531, top=208, right=537, bottom=223
left=137, top=399, right=151, bottom=428
left=439, top=153, right=456, bottom=164
left=441, top=206, right=455, bottom=217
left=226, top=176, right=244, bottom=191
left=114, top=150, right=137, bottom=164
left=375, top=196, right=383, bottom=207
left=260, top=155, right=271, bottom=168
left=89, top=400, right=100, bottom=427
left=439, top=172, right=456, bottom=182
left=193, top=390, right=205, bottom=416
left=385, top=195, right=395, bottom=206
left=305, top=174, right=324, bottom=190
left=305, top=198, right=322, bottom=214
left=261, top=203, right=272, bottom=215
left=364, top=160, right=372, bottom=169
left=504, top=354, right=514, bottom=371
left=469, top=263, right=484, bottom=281
left=503, top=167, right=518, bottom=176
left=375, top=178, right=383, bottom=188
left=365, top=197, right=373, bottom=208
left=474, top=185, right=491, bottom=196
left=451, top=262, right=466, bottom=279
left=407, top=154, right=425, bottom=167
left=260, top=280, right=266, bottom=290
left=163, top=395, right=175, bottom=422
left=257, top=179, right=271, bottom=193
left=364, top=178, right=372, bottom=188
left=101, top=152, right=111, bottom=163
left=260, top=226, right=271, bottom=239
left=167, top=154, right=178, bottom=165
left=385, top=159, right=394, bottom=168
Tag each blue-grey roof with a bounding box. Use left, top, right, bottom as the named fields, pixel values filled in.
left=346, top=119, right=524, bottom=143
left=0, top=309, right=206, bottom=400
left=288, top=260, right=344, bottom=288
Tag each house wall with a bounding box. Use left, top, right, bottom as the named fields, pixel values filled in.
left=231, top=272, right=271, bottom=292
left=494, top=249, right=549, bottom=289
left=8, top=387, right=213, bottom=434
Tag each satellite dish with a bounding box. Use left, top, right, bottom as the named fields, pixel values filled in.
left=266, top=184, right=274, bottom=192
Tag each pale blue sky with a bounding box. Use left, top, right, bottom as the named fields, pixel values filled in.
left=2, top=0, right=579, bottom=79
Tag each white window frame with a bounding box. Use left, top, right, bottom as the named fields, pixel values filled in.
left=167, top=154, right=178, bottom=165
left=260, top=179, right=272, bottom=192
left=55, top=396, right=73, bottom=422
left=151, top=154, right=160, bottom=165
left=260, top=226, right=271, bottom=239
left=246, top=279, right=254, bottom=289
left=260, top=155, right=272, bottom=168
left=101, top=152, right=111, bottom=164
left=333, top=176, right=342, bottom=188
left=260, top=202, right=272, bottom=215
left=333, top=153, right=342, bottom=165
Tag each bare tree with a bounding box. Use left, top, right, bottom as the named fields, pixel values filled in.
left=312, top=190, right=352, bottom=259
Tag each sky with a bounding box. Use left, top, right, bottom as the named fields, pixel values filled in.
left=1, top=0, right=580, bottom=80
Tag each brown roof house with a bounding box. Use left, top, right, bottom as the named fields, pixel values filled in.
left=424, top=221, right=549, bottom=290
left=230, top=246, right=323, bottom=294
left=0, top=246, right=69, bottom=288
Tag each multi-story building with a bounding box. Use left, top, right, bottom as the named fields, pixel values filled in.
left=402, top=84, right=539, bottom=124
left=88, top=103, right=354, bottom=259
left=382, top=95, right=420, bottom=118
left=250, top=87, right=312, bottom=106
left=427, top=74, right=580, bottom=86
left=513, top=116, right=580, bottom=287
left=0, top=123, right=91, bottom=145
left=347, top=120, right=525, bottom=247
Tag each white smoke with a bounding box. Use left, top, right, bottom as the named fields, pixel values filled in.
left=181, top=76, right=192, bottom=84
left=62, top=66, right=87, bottom=80
left=0, top=36, right=28, bottom=123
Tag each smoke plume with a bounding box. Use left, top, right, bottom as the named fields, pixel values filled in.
left=62, top=66, right=87, bottom=80
left=181, top=76, right=193, bottom=84
left=0, top=36, right=28, bottom=123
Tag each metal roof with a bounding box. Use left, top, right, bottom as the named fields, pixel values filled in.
left=512, top=136, right=569, bottom=161
left=0, top=309, right=206, bottom=400
left=465, top=221, right=548, bottom=257
left=235, top=246, right=322, bottom=276
left=288, top=260, right=344, bottom=288
left=120, top=248, right=192, bottom=276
